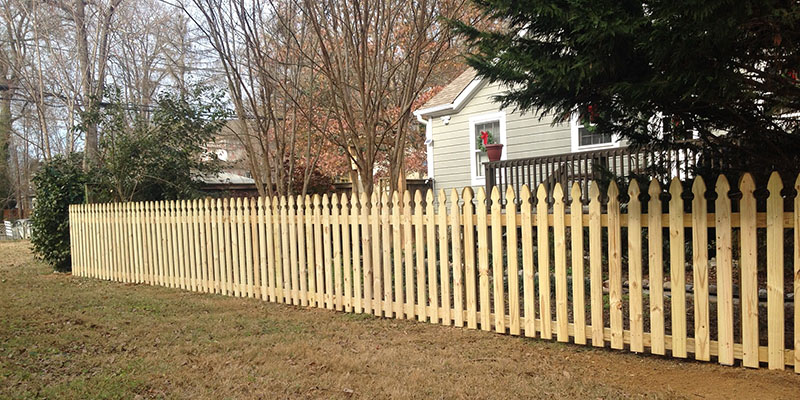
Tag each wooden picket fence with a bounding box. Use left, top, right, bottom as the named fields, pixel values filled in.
left=68, top=172, right=800, bottom=372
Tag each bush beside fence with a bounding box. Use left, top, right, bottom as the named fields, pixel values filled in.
left=68, top=172, right=800, bottom=372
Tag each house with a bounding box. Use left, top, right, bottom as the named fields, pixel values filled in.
left=413, top=68, right=701, bottom=200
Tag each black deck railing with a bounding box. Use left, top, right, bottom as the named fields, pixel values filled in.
left=485, top=144, right=713, bottom=205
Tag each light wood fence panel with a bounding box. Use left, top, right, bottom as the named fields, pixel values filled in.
left=69, top=171, right=800, bottom=373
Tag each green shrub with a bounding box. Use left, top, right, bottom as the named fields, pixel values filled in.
left=30, top=154, right=87, bottom=272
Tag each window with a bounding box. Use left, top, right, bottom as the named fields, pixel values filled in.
left=570, top=112, right=620, bottom=152
left=469, top=112, right=507, bottom=185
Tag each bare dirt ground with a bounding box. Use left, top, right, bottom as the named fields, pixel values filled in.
left=1, top=241, right=799, bottom=399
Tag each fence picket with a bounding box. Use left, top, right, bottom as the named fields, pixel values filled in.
left=553, top=183, right=568, bottom=342
left=589, top=182, right=603, bottom=347
left=361, top=192, right=373, bottom=314
left=264, top=197, right=276, bottom=301
left=715, top=176, right=734, bottom=365
left=258, top=197, right=268, bottom=300
left=537, top=184, right=552, bottom=340
left=273, top=197, right=285, bottom=302
left=491, top=187, right=505, bottom=333
left=740, top=174, right=758, bottom=367
left=280, top=196, right=292, bottom=304
left=425, top=190, right=438, bottom=323
left=201, top=200, right=211, bottom=293
left=692, top=177, right=710, bottom=361
left=477, top=188, right=490, bottom=331
left=382, top=193, right=392, bottom=317
left=414, top=190, right=425, bottom=322
left=341, top=194, right=351, bottom=312
left=669, top=178, right=687, bottom=358
left=438, top=190, right=451, bottom=326
left=333, top=194, right=344, bottom=311
left=403, top=191, right=414, bottom=319
left=192, top=200, right=202, bottom=292
left=323, top=194, right=334, bottom=310
left=289, top=196, right=300, bottom=304
left=766, top=172, right=784, bottom=370
left=570, top=183, right=585, bottom=345
left=371, top=192, right=382, bottom=316
left=392, top=192, right=403, bottom=318
left=503, top=187, right=519, bottom=335
left=450, top=189, right=464, bottom=327
left=648, top=180, right=665, bottom=355
left=352, top=193, right=363, bottom=313
left=234, top=198, right=244, bottom=297
left=178, top=200, right=189, bottom=290
left=463, top=188, right=477, bottom=329
left=521, top=186, right=536, bottom=337
left=628, top=181, right=643, bottom=353
left=608, top=181, right=623, bottom=350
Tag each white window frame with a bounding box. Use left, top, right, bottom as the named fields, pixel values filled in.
left=469, top=111, right=507, bottom=186
left=570, top=112, right=621, bottom=152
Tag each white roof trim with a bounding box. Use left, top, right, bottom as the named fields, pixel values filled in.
left=413, top=78, right=485, bottom=119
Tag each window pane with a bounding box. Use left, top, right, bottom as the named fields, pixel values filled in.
left=475, top=151, right=488, bottom=177
left=475, top=120, right=500, bottom=144
left=579, top=126, right=612, bottom=146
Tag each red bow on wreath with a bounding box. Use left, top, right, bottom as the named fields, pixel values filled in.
left=481, top=130, right=488, bottom=145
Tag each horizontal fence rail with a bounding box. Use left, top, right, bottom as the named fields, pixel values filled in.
left=69, top=172, right=800, bottom=372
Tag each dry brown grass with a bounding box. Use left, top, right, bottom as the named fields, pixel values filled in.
left=1, top=240, right=799, bottom=399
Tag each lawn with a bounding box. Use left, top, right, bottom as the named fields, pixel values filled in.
left=1, top=241, right=799, bottom=399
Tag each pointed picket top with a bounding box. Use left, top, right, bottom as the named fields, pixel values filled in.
left=350, top=192, right=358, bottom=213
left=740, top=173, right=756, bottom=195
left=391, top=190, right=400, bottom=207
left=438, top=188, right=448, bottom=208
left=403, top=189, right=411, bottom=207
left=295, top=195, right=304, bottom=213
left=449, top=188, right=460, bottom=209
left=244, top=196, right=251, bottom=210
left=425, top=188, right=434, bottom=206
left=692, top=176, right=707, bottom=201
left=269, top=196, right=278, bottom=216
left=767, top=171, right=783, bottom=198
left=257, top=196, right=263, bottom=209
left=669, top=177, right=683, bottom=201
left=341, top=192, right=350, bottom=208
left=462, top=186, right=474, bottom=203
left=475, top=186, right=486, bottom=207
left=368, top=191, right=377, bottom=210
left=519, top=184, right=531, bottom=205
left=322, top=193, right=330, bottom=213
left=628, top=179, right=641, bottom=201
left=329, top=192, right=337, bottom=215
left=553, top=182, right=564, bottom=205
left=490, top=185, right=501, bottom=208
left=536, top=183, right=547, bottom=202
left=648, top=178, right=661, bottom=200
left=313, top=194, right=321, bottom=212
left=608, top=179, right=619, bottom=202
left=381, top=190, right=389, bottom=209
left=589, top=180, right=601, bottom=203
left=715, top=175, right=730, bottom=198
left=505, top=184, right=516, bottom=205
left=414, top=189, right=423, bottom=207
left=570, top=183, right=582, bottom=205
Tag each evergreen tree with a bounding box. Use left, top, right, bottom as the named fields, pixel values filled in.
left=452, top=0, right=800, bottom=178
